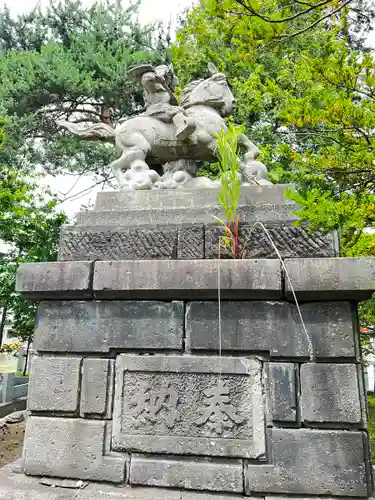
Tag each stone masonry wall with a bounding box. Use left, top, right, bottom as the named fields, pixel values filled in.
left=16, top=257, right=375, bottom=498
left=58, top=185, right=339, bottom=261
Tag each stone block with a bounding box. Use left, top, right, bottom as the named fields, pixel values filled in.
left=267, top=363, right=297, bottom=422
left=76, top=204, right=295, bottom=227
left=266, top=498, right=363, bottom=500
left=0, top=463, right=252, bottom=500
left=177, top=224, right=204, bottom=259
left=284, top=258, right=375, bottom=301
left=246, top=428, right=370, bottom=496
left=95, top=185, right=295, bottom=212
left=300, top=363, right=362, bottom=424
left=0, top=372, right=15, bottom=404
left=16, top=261, right=93, bottom=300
left=28, top=356, right=81, bottom=413
left=112, top=355, right=266, bottom=459
left=74, top=185, right=298, bottom=230
left=34, top=301, right=184, bottom=353
left=93, top=259, right=282, bottom=300
left=80, top=359, right=114, bottom=418
left=59, top=226, right=178, bottom=261
left=186, top=301, right=356, bottom=358
left=129, top=455, right=243, bottom=493
left=23, top=417, right=126, bottom=482
left=205, top=224, right=338, bottom=259
left=59, top=224, right=205, bottom=261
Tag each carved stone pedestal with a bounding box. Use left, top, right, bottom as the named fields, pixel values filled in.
left=14, top=185, right=375, bottom=499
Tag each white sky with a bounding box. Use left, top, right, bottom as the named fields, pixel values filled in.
left=2, top=0, right=195, bottom=218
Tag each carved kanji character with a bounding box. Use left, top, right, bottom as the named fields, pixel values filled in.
left=195, top=380, right=246, bottom=435
left=129, top=381, right=179, bottom=428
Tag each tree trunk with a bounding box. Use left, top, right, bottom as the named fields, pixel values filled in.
left=0, top=300, right=8, bottom=347
left=23, top=335, right=32, bottom=376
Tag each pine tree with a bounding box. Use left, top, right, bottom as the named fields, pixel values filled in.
left=0, top=0, right=170, bottom=187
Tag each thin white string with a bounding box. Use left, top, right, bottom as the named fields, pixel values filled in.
left=249, top=222, right=314, bottom=361
left=216, top=221, right=314, bottom=361
left=218, top=238, right=222, bottom=381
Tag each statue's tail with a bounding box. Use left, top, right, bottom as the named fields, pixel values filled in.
left=56, top=120, right=116, bottom=144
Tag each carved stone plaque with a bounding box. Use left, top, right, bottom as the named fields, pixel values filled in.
left=112, top=355, right=266, bottom=458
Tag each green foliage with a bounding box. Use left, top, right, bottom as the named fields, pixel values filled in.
left=173, top=0, right=375, bottom=327
left=173, top=0, right=375, bottom=245
left=0, top=0, right=169, bottom=183
left=367, top=394, right=375, bottom=460
left=0, top=122, right=66, bottom=342
left=214, top=124, right=244, bottom=258
left=0, top=0, right=170, bottom=339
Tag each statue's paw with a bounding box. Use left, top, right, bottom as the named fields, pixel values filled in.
left=148, top=170, right=160, bottom=183
left=243, top=160, right=269, bottom=182
left=133, top=177, right=152, bottom=190
left=173, top=170, right=192, bottom=185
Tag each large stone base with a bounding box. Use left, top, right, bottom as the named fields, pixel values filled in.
left=58, top=185, right=339, bottom=261
left=14, top=185, right=375, bottom=499
left=1, top=464, right=373, bottom=500
left=15, top=257, right=375, bottom=497
left=0, top=463, right=247, bottom=499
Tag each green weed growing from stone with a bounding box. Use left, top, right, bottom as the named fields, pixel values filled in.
left=214, top=124, right=244, bottom=258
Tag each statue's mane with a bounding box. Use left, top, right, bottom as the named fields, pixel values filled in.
left=180, top=78, right=205, bottom=107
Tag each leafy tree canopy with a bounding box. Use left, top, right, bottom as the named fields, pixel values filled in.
left=173, top=0, right=375, bottom=332
left=0, top=0, right=170, bottom=192
left=0, top=0, right=170, bottom=342
left=173, top=0, right=375, bottom=249
left=202, top=0, right=374, bottom=47
left=0, top=119, right=67, bottom=343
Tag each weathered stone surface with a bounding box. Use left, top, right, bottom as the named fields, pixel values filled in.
left=59, top=226, right=178, bottom=261
left=0, top=465, right=252, bottom=499
left=23, top=417, right=126, bottom=482
left=246, top=429, right=370, bottom=496
left=76, top=185, right=298, bottom=228
left=16, top=261, right=93, bottom=300
left=177, top=224, right=204, bottom=259
left=4, top=411, right=28, bottom=424
left=34, top=301, right=184, bottom=353
left=205, top=224, right=338, bottom=259
left=93, top=259, right=282, bottom=300
left=266, top=498, right=363, bottom=500
left=267, top=363, right=297, bottom=422
left=300, top=363, right=362, bottom=424
left=80, top=359, right=114, bottom=418
left=28, top=357, right=81, bottom=413
left=129, top=456, right=243, bottom=493
left=0, top=398, right=27, bottom=419
left=284, top=257, right=375, bottom=301
left=59, top=224, right=206, bottom=261
left=185, top=301, right=356, bottom=358
left=76, top=204, right=295, bottom=227
left=39, top=477, right=89, bottom=489
left=112, top=355, right=266, bottom=459
left=96, top=185, right=295, bottom=211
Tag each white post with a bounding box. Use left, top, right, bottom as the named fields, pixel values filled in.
left=17, top=347, right=26, bottom=374
left=0, top=372, right=15, bottom=403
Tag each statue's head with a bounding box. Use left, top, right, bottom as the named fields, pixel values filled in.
left=180, top=63, right=235, bottom=117
left=140, top=70, right=158, bottom=90
left=155, top=64, right=179, bottom=90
